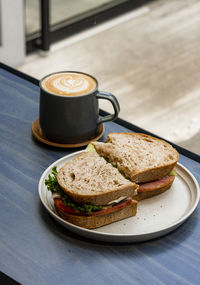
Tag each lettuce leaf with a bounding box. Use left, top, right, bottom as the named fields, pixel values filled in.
left=85, top=144, right=96, bottom=152
left=169, top=170, right=177, bottom=176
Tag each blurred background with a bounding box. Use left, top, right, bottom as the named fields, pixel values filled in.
left=0, top=0, right=200, bottom=154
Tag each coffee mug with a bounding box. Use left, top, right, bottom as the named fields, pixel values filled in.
left=39, top=71, right=120, bottom=143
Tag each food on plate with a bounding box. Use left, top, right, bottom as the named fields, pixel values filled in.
left=45, top=132, right=179, bottom=229
left=45, top=151, right=138, bottom=229
left=92, top=132, right=179, bottom=201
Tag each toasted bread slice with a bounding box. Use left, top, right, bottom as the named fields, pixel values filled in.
left=92, top=133, right=179, bottom=183
left=57, top=151, right=138, bottom=205
left=55, top=198, right=137, bottom=229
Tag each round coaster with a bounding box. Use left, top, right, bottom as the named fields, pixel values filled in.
left=32, top=118, right=104, bottom=148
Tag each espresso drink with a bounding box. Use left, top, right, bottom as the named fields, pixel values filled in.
left=41, top=72, right=97, bottom=96
left=39, top=71, right=120, bottom=143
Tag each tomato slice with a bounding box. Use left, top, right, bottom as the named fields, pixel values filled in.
left=54, top=198, right=85, bottom=215
left=90, top=198, right=133, bottom=216
left=54, top=197, right=133, bottom=216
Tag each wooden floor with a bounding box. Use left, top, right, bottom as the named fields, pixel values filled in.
left=18, top=0, right=200, bottom=155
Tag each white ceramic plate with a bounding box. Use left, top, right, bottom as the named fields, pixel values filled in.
left=38, top=151, right=200, bottom=243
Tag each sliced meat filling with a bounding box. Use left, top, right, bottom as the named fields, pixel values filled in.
left=138, top=175, right=175, bottom=192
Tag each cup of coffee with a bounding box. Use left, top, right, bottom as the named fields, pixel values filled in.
left=39, top=71, right=120, bottom=143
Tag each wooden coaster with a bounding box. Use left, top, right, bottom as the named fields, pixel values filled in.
left=32, top=118, right=104, bottom=148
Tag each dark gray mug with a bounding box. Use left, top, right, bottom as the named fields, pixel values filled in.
left=39, top=71, right=120, bottom=143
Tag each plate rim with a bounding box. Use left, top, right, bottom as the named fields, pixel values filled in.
left=38, top=151, right=200, bottom=242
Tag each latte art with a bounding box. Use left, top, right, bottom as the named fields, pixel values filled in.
left=41, top=72, right=97, bottom=96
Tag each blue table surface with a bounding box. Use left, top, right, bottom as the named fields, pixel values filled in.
left=0, top=67, right=200, bottom=285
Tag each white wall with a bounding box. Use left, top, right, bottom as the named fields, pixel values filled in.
left=0, top=0, right=25, bottom=66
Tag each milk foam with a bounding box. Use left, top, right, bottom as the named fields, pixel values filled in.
left=42, top=72, right=97, bottom=96
left=53, top=75, right=89, bottom=94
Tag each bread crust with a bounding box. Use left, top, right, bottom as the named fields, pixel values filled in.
left=131, top=163, right=177, bottom=183
left=59, top=183, right=137, bottom=205
left=55, top=199, right=137, bottom=229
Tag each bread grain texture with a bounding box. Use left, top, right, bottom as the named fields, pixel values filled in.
left=55, top=199, right=137, bottom=229
left=57, top=151, right=138, bottom=205
left=92, top=133, right=179, bottom=183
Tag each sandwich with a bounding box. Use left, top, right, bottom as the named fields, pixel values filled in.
left=45, top=132, right=179, bottom=229
left=45, top=151, right=138, bottom=229
left=92, top=133, right=179, bottom=201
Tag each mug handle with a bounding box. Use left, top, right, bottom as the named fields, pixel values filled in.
left=96, top=91, right=120, bottom=124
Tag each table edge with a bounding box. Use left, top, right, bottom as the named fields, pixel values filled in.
left=1, top=62, right=199, bottom=163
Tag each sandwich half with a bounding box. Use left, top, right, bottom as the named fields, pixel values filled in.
left=45, top=151, right=138, bottom=229
left=92, top=133, right=179, bottom=201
